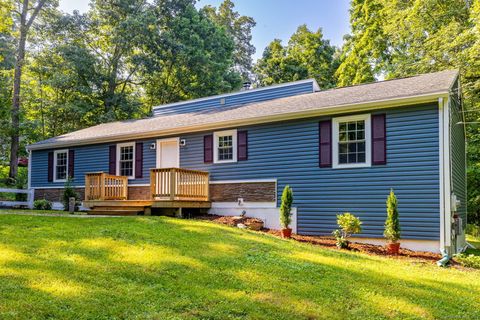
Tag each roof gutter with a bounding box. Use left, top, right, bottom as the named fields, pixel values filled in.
left=27, top=91, right=449, bottom=151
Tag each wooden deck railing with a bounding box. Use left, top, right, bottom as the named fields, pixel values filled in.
left=150, top=168, right=209, bottom=201
left=85, top=172, right=128, bottom=201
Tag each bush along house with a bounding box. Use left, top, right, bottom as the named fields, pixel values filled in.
left=27, top=70, right=466, bottom=254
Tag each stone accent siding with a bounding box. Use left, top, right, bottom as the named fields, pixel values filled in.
left=128, top=186, right=151, bottom=200
left=34, top=188, right=85, bottom=202
left=209, top=182, right=276, bottom=202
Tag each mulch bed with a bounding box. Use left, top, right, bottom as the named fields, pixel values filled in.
left=196, top=214, right=442, bottom=262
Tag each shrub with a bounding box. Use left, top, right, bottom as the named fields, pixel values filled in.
left=34, top=199, right=52, bottom=210
left=456, top=253, right=480, bottom=269
left=63, top=178, right=79, bottom=212
left=467, top=224, right=480, bottom=238
left=332, top=213, right=362, bottom=249
left=384, top=189, right=401, bottom=243
left=279, top=185, right=293, bottom=229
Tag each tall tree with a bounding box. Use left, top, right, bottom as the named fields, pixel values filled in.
left=142, top=0, right=241, bottom=105
left=255, top=25, right=337, bottom=88
left=203, top=0, right=256, bottom=80
left=335, top=0, right=387, bottom=86
left=8, top=0, right=52, bottom=179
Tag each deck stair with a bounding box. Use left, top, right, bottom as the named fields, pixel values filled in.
left=87, top=205, right=149, bottom=216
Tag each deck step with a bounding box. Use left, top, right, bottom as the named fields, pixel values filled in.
left=90, top=206, right=146, bottom=211
left=87, top=209, right=143, bottom=216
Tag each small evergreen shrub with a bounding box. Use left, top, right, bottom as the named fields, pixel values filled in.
left=279, top=185, right=293, bottom=229
left=384, top=189, right=401, bottom=243
left=456, top=253, right=480, bottom=269
left=63, top=178, right=79, bottom=212
left=34, top=199, right=52, bottom=210
left=332, top=213, right=362, bottom=249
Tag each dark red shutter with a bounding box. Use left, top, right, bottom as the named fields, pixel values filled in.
left=68, top=150, right=75, bottom=178
left=47, top=151, right=54, bottom=182
left=135, top=142, right=143, bottom=178
left=204, top=135, right=213, bottom=163
left=372, top=114, right=387, bottom=165
left=109, top=145, right=116, bottom=174
left=319, top=120, right=332, bottom=167
left=238, top=130, right=248, bottom=161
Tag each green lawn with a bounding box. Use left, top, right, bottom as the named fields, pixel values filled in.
left=0, top=213, right=479, bottom=320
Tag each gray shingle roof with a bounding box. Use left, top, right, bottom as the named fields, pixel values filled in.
left=28, top=69, right=458, bottom=150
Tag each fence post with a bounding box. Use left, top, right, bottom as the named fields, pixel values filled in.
left=28, top=189, right=34, bottom=209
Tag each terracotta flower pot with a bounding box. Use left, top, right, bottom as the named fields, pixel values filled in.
left=386, top=242, right=400, bottom=255
left=281, top=228, right=292, bottom=238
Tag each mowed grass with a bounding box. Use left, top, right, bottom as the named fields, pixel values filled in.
left=0, top=213, right=479, bottom=320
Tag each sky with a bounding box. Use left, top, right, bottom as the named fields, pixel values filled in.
left=58, top=0, right=351, bottom=60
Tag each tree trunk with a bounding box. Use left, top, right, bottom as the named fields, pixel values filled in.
left=9, top=0, right=29, bottom=180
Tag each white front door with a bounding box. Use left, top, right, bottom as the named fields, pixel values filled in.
left=157, top=138, right=180, bottom=168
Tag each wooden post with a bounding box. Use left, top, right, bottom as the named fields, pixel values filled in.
left=169, top=168, right=176, bottom=200
left=150, top=169, right=155, bottom=200
left=100, top=172, right=106, bottom=201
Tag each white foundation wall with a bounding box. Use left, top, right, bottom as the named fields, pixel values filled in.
left=351, top=237, right=440, bottom=253
left=208, top=202, right=297, bottom=233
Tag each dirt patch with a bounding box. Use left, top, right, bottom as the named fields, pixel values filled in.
left=196, top=215, right=442, bottom=262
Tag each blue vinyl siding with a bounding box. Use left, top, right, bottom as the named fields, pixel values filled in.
left=152, top=81, right=315, bottom=116
left=179, top=104, right=440, bottom=240
left=31, top=140, right=157, bottom=187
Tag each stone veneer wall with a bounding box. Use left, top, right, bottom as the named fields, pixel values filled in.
left=34, top=182, right=276, bottom=203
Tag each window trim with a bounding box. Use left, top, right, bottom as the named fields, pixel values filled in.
left=214, top=129, right=237, bottom=164
left=53, top=149, right=69, bottom=183
left=332, top=114, right=371, bottom=169
left=116, top=142, right=136, bottom=179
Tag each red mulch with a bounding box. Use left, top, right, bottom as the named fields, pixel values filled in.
left=196, top=215, right=442, bottom=263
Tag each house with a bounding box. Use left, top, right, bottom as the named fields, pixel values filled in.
left=27, top=70, right=466, bottom=254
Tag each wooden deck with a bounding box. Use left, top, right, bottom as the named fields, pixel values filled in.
left=83, top=168, right=210, bottom=216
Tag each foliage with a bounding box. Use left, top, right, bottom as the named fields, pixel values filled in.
left=279, top=185, right=293, bottom=229
left=467, top=224, right=480, bottom=238
left=62, top=178, right=79, bottom=212
left=33, top=199, right=52, bottom=210
left=203, top=0, right=256, bottom=80
left=384, top=189, right=401, bottom=242
left=456, top=251, right=480, bottom=269
left=255, top=25, right=338, bottom=88
left=333, top=212, right=362, bottom=249
left=0, top=213, right=479, bottom=319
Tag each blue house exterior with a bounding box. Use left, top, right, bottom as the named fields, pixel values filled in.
left=27, top=71, right=466, bottom=254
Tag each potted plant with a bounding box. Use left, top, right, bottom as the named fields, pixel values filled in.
left=384, top=189, right=401, bottom=254
left=280, top=185, right=293, bottom=238
left=332, top=213, right=362, bottom=249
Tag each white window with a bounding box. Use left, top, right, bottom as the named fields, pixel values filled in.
left=333, top=114, right=371, bottom=168
left=117, top=142, right=135, bottom=178
left=214, top=129, right=237, bottom=163
left=54, top=149, right=68, bottom=182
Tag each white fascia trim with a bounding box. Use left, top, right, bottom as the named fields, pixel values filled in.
left=27, top=91, right=449, bottom=151
left=211, top=202, right=277, bottom=209
left=53, top=149, right=69, bottom=183
left=152, top=79, right=319, bottom=111
left=209, top=178, right=277, bottom=184
left=332, top=113, right=372, bottom=169
left=213, top=129, right=237, bottom=164
left=439, top=98, right=445, bottom=251
left=443, top=97, right=452, bottom=248
left=116, top=142, right=136, bottom=179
